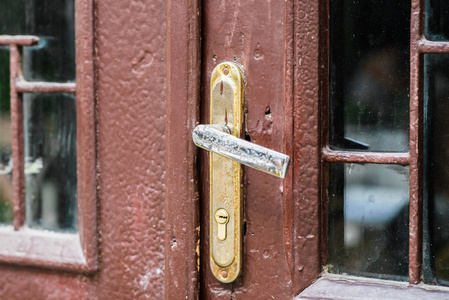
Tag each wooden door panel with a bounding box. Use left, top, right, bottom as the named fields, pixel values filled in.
left=200, top=1, right=299, bottom=298
left=95, top=0, right=167, bottom=297
left=0, top=0, right=323, bottom=298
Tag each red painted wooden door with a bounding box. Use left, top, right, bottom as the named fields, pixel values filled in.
left=0, top=1, right=322, bottom=299
left=194, top=1, right=321, bottom=299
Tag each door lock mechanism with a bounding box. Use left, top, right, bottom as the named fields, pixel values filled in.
left=215, top=208, right=229, bottom=241
left=192, top=62, right=290, bottom=283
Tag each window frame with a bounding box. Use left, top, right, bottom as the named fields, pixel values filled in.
left=298, top=0, right=449, bottom=297
left=0, top=0, right=97, bottom=272
left=299, top=273, right=449, bottom=299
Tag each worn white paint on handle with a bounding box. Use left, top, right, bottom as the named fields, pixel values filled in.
left=192, top=124, right=290, bottom=178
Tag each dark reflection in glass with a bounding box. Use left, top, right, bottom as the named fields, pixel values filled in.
left=24, top=94, right=77, bottom=232
left=329, top=1, right=410, bottom=152
left=0, top=0, right=75, bottom=82
left=22, top=1, right=75, bottom=82
left=423, top=54, right=449, bottom=285
left=0, top=0, right=26, bottom=35
left=425, top=0, right=449, bottom=41
left=328, top=163, right=409, bottom=280
left=0, top=48, right=13, bottom=225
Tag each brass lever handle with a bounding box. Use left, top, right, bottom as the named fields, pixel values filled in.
left=192, top=124, right=290, bottom=178
left=193, top=61, right=290, bottom=283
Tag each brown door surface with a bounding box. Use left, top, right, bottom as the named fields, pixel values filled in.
left=0, top=0, right=321, bottom=299
left=196, top=1, right=319, bottom=299
left=35, top=1, right=449, bottom=299
left=179, top=0, right=449, bottom=299
left=13, top=0, right=447, bottom=298
left=166, top=0, right=321, bottom=298
left=167, top=0, right=321, bottom=298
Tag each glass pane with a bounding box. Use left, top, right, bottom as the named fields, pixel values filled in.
left=329, top=0, right=410, bottom=152
left=0, top=0, right=75, bottom=82
left=425, top=0, right=449, bottom=41
left=0, top=48, right=13, bottom=225
left=328, top=163, right=409, bottom=280
left=24, top=94, right=77, bottom=232
left=0, top=1, right=26, bottom=35
left=0, top=1, right=77, bottom=231
left=423, top=54, right=449, bottom=285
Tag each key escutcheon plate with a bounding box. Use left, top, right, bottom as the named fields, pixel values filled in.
left=209, top=62, right=243, bottom=283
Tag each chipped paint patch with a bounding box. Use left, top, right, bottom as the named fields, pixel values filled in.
left=139, top=268, right=163, bottom=291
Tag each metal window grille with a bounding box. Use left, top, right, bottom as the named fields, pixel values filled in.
left=0, top=35, right=76, bottom=230
left=321, top=0, right=449, bottom=284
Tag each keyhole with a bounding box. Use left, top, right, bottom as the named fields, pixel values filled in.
left=215, top=208, right=230, bottom=241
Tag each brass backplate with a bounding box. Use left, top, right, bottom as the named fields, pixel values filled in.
left=209, top=62, right=243, bottom=283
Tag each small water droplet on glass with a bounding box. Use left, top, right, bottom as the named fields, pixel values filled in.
left=348, top=163, right=354, bottom=174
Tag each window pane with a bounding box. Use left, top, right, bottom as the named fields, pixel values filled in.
left=24, top=93, right=77, bottom=232
left=0, top=0, right=26, bottom=35
left=423, top=54, right=449, bottom=285
left=328, top=163, right=409, bottom=280
left=0, top=0, right=77, bottom=231
left=425, top=0, right=449, bottom=41
left=0, top=49, right=12, bottom=225
left=0, top=0, right=75, bottom=82
left=329, top=0, right=410, bottom=152
left=22, top=0, right=76, bottom=82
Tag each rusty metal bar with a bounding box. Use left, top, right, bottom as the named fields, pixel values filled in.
left=409, top=0, right=424, bottom=285
left=9, top=45, right=26, bottom=230
left=322, top=148, right=410, bottom=166
left=0, top=35, right=39, bottom=46
left=16, top=81, right=76, bottom=94
left=418, top=40, right=449, bottom=53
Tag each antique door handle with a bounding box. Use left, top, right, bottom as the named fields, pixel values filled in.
left=192, top=62, right=290, bottom=283
left=192, top=124, right=290, bottom=178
